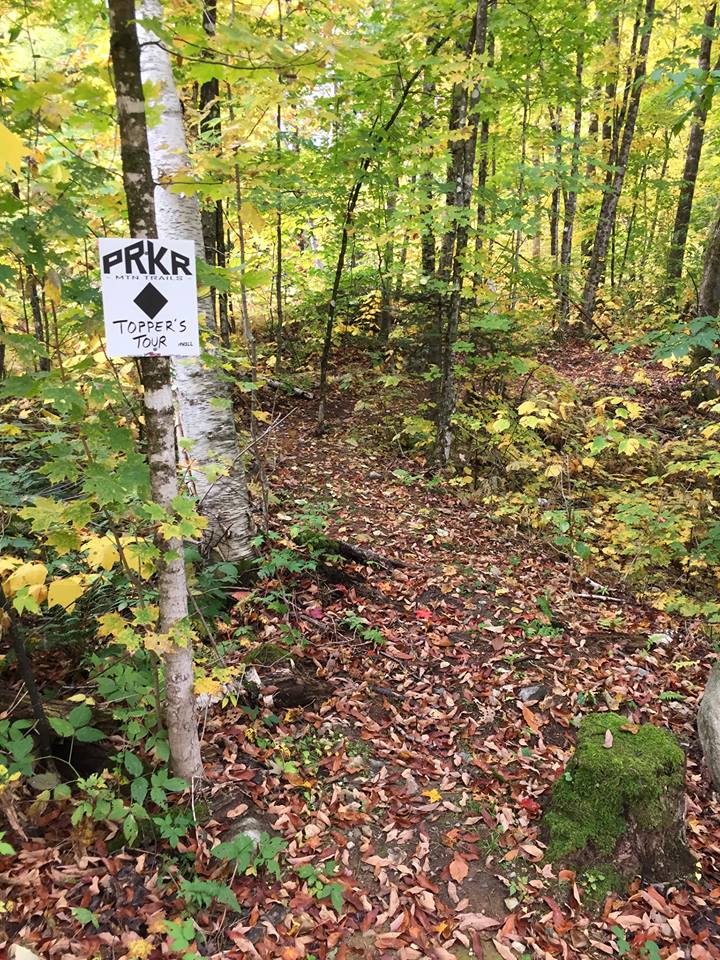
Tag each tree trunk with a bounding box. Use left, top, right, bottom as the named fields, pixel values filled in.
left=698, top=200, right=720, bottom=317
left=198, top=0, right=221, bottom=339
left=549, top=107, right=562, bottom=270
left=435, top=0, right=487, bottom=467
left=419, top=46, right=437, bottom=280
left=581, top=0, right=655, bottom=327
left=137, top=0, right=253, bottom=563
left=379, top=181, right=397, bottom=342
left=698, top=662, right=720, bottom=789
left=474, top=0, right=495, bottom=288
left=274, top=0, right=285, bottom=368
left=665, top=3, right=716, bottom=298
left=107, top=0, right=202, bottom=782
left=316, top=41, right=446, bottom=429
left=559, top=46, right=583, bottom=325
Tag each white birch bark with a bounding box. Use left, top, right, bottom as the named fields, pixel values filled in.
left=108, top=0, right=202, bottom=782
left=137, top=0, right=253, bottom=562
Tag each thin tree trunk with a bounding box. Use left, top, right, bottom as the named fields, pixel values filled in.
left=379, top=180, right=397, bottom=341
left=581, top=0, right=655, bottom=327
left=474, top=0, right=495, bottom=287
left=274, top=0, right=285, bottom=368
left=436, top=0, right=487, bottom=467
left=198, top=0, right=221, bottom=339
left=665, top=3, right=716, bottom=297
left=107, top=0, right=202, bottom=782
left=419, top=44, right=437, bottom=280
left=559, top=46, right=583, bottom=325
left=137, top=0, right=253, bottom=563
left=28, top=269, right=50, bottom=372
left=549, top=107, right=562, bottom=270
left=316, top=39, right=447, bottom=429
left=510, top=73, right=530, bottom=310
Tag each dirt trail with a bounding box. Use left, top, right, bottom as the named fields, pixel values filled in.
left=212, top=379, right=720, bottom=958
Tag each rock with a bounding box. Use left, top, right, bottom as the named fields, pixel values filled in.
left=368, top=471, right=382, bottom=479
left=544, top=713, right=693, bottom=890
left=698, top=661, right=720, bottom=789
left=519, top=684, right=548, bottom=703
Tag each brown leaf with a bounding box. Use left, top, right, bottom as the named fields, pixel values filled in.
left=448, top=854, right=469, bottom=882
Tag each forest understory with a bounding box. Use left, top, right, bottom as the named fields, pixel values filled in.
left=3, top=340, right=720, bottom=960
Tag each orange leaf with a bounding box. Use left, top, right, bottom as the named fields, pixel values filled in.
left=521, top=703, right=540, bottom=732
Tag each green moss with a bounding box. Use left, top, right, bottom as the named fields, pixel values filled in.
left=545, top=713, right=685, bottom=865
left=243, top=642, right=292, bottom=666
left=578, top=864, right=624, bottom=903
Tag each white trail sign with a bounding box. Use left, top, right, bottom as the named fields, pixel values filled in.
left=99, top=237, right=199, bottom=357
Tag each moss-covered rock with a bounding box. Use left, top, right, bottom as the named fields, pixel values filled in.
left=544, top=713, right=693, bottom=887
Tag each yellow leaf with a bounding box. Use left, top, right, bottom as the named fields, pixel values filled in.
left=121, top=539, right=154, bottom=579
left=96, top=611, right=127, bottom=638
left=47, top=576, right=86, bottom=613
left=517, top=400, right=537, bottom=416
left=126, top=939, right=153, bottom=960
left=0, top=556, right=22, bottom=577
left=240, top=202, right=266, bottom=232
left=4, top=562, right=48, bottom=597
left=83, top=535, right=121, bottom=571
left=194, top=676, right=223, bottom=696
left=144, top=631, right=173, bottom=655
left=422, top=788, right=442, bottom=803
left=28, top=583, right=48, bottom=605
left=0, top=122, right=26, bottom=176
left=45, top=268, right=62, bottom=307
left=253, top=409, right=272, bottom=423
left=545, top=464, right=563, bottom=478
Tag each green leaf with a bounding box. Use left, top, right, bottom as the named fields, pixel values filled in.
left=131, top=777, right=148, bottom=806
left=75, top=726, right=105, bottom=743
left=49, top=716, right=74, bottom=738
left=124, top=751, right=144, bottom=778
left=68, top=704, right=92, bottom=728
left=71, top=906, right=99, bottom=929
left=123, top=813, right=138, bottom=845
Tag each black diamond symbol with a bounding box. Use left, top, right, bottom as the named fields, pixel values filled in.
left=134, top=282, right=168, bottom=319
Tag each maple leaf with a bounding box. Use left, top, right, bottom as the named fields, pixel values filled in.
left=422, top=788, right=442, bottom=802
left=47, top=575, right=87, bottom=613
left=0, top=122, right=26, bottom=175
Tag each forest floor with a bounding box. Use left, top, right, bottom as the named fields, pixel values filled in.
left=3, top=343, right=720, bottom=960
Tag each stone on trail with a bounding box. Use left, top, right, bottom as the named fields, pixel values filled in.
left=698, top=661, right=720, bottom=790
left=544, top=713, right=693, bottom=891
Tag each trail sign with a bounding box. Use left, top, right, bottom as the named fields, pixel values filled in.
left=99, top=238, right=200, bottom=357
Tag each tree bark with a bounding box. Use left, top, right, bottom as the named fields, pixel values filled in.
left=665, top=3, right=716, bottom=298
left=435, top=0, right=487, bottom=467
left=474, top=0, right=495, bottom=287
left=559, top=46, right=583, bottom=325
left=137, top=0, right=253, bottom=563
left=698, top=200, right=720, bottom=317
left=107, top=0, right=202, bottom=782
left=419, top=44, right=437, bottom=280
left=581, top=0, right=655, bottom=327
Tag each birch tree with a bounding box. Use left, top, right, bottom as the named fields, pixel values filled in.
left=137, top=0, right=253, bottom=563
left=107, top=0, right=202, bottom=782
